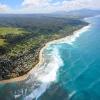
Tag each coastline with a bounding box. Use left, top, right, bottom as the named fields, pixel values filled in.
left=0, top=24, right=91, bottom=84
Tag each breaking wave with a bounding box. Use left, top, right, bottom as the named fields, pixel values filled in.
left=18, top=25, right=91, bottom=100
left=24, top=46, right=64, bottom=100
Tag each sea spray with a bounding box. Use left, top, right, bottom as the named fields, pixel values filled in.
left=24, top=45, right=64, bottom=100
left=24, top=25, right=91, bottom=100
left=55, top=25, right=91, bottom=45
left=13, top=25, right=92, bottom=100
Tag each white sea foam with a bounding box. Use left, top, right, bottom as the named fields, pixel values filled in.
left=25, top=83, right=50, bottom=100
left=24, top=25, right=91, bottom=100
left=54, top=25, right=91, bottom=45
left=25, top=47, right=64, bottom=100
left=37, top=48, right=63, bottom=82
left=68, top=90, right=77, bottom=99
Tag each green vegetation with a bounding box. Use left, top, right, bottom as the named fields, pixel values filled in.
left=0, top=27, right=29, bottom=47
left=0, top=39, right=6, bottom=46
left=0, top=15, right=88, bottom=80
left=0, top=27, right=26, bottom=36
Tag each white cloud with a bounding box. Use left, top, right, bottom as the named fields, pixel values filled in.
left=22, top=0, right=50, bottom=8
left=0, top=3, right=10, bottom=12
left=20, top=0, right=100, bottom=13
left=0, top=0, right=100, bottom=13
left=59, top=0, right=100, bottom=10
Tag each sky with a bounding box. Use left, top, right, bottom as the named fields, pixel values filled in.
left=0, top=0, right=100, bottom=13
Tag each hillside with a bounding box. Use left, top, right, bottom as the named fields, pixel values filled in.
left=51, top=9, right=100, bottom=18
left=0, top=15, right=88, bottom=80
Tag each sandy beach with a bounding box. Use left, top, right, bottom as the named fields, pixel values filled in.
left=0, top=24, right=91, bottom=84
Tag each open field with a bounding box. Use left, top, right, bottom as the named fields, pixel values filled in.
left=0, top=39, right=6, bottom=46
left=0, top=27, right=27, bottom=36
left=0, top=27, right=29, bottom=47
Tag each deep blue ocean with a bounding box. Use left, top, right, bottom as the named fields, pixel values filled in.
left=0, top=16, right=100, bottom=100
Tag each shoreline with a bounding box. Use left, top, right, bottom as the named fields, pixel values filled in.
left=0, top=24, right=91, bottom=84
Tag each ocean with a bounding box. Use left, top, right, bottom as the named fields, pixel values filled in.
left=0, top=16, right=100, bottom=100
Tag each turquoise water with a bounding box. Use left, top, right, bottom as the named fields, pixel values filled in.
left=0, top=16, right=100, bottom=100
left=57, top=16, right=100, bottom=100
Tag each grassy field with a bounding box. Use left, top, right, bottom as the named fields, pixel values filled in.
left=0, top=39, right=6, bottom=46
left=0, top=27, right=27, bottom=36
left=0, top=27, right=29, bottom=46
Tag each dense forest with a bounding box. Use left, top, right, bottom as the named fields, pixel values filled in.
left=0, top=14, right=88, bottom=80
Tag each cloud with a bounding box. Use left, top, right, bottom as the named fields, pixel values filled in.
left=21, top=0, right=64, bottom=13
left=63, top=0, right=100, bottom=10
left=0, top=0, right=100, bottom=13
left=20, top=0, right=100, bottom=13
left=22, top=0, right=49, bottom=8
left=0, top=3, right=10, bottom=12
